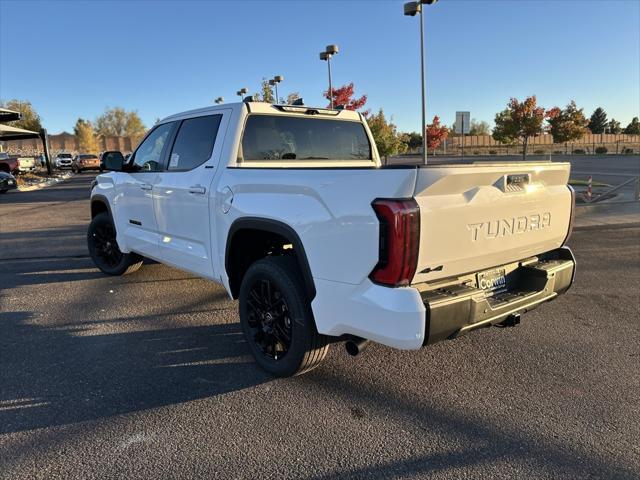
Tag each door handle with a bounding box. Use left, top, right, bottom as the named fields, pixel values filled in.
left=189, top=185, right=206, bottom=195
left=139, top=183, right=153, bottom=191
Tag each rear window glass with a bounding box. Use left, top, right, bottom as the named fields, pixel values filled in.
left=80, top=155, right=98, bottom=159
left=241, top=115, right=372, bottom=161
left=168, top=115, right=221, bottom=171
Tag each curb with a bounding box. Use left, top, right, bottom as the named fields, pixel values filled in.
left=17, top=173, right=73, bottom=192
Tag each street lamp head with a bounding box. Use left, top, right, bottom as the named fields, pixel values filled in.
left=240, top=87, right=248, bottom=94
left=319, top=52, right=329, bottom=61
left=404, top=1, right=421, bottom=16
left=268, top=79, right=275, bottom=86
left=236, top=90, right=242, bottom=96
left=274, top=75, right=283, bottom=83
left=421, top=0, right=438, bottom=4
left=325, top=44, right=338, bottom=55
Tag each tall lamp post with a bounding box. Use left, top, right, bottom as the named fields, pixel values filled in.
left=273, top=75, right=283, bottom=103
left=404, top=0, right=438, bottom=165
left=319, top=45, right=339, bottom=109
left=236, top=87, right=248, bottom=100
left=214, top=97, right=224, bottom=104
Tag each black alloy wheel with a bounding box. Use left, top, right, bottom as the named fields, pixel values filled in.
left=246, top=277, right=293, bottom=360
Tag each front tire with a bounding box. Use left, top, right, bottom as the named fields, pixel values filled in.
left=239, top=257, right=329, bottom=377
left=87, top=212, right=143, bottom=275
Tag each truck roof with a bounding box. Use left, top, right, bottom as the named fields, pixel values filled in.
left=159, top=101, right=363, bottom=125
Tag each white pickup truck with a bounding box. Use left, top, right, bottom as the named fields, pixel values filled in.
left=89, top=101, right=576, bottom=377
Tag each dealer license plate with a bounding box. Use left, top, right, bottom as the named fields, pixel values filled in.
left=477, top=267, right=507, bottom=294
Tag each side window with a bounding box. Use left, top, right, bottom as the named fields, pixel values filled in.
left=130, top=123, right=174, bottom=172
left=167, top=115, right=222, bottom=171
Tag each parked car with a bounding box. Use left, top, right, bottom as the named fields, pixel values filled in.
left=54, top=153, right=74, bottom=169
left=89, top=101, right=576, bottom=377
left=72, top=154, right=100, bottom=173
left=0, top=171, right=17, bottom=193
left=0, top=153, right=36, bottom=174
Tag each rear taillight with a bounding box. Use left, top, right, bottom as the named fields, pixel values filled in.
left=563, top=185, right=576, bottom=245
left=370, top=198, right=420, bottom=287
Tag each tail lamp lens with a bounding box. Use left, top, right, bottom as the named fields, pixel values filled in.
left=370, top=199, right=420, bottom=287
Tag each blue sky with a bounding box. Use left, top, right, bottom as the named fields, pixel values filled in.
left=1, top=0, right=639, bottom=134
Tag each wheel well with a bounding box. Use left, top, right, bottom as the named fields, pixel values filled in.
left=91, top=199, right=109, bottom=218
left=225, top=220, right=316, bottom=300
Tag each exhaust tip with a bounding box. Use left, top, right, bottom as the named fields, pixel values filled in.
left=345, top=338, right=370, bottom=356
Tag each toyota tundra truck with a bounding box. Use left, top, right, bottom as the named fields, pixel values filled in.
left=89, top=100, right=576, bottom=377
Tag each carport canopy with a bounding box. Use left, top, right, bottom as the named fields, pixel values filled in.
left=0, top=123, right=41, bottom=141
left=0, top=107, right=22, bottom=123
left=0, top=108, right=53, bottom=173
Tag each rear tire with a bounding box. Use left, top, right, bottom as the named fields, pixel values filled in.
left=239, top=256, right=329, bottom=377
left=87, top=212, right=143, bottom=275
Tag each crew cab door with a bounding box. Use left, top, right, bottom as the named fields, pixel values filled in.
left=116, top=122, right=175, bottom=258
left=153, top=112, right=228, bottom=278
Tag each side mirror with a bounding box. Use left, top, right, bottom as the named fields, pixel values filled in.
left=102, top=151, right=125, bottom=171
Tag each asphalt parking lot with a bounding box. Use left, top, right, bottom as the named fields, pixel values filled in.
left=1, top=173, right=639, bottom=479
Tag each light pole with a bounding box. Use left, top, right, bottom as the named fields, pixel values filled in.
left=405, top=0, right=438, bottom=165
left=236, top=87, right=248, bottom=100
left=214, top=97, right=224, bottom=104
left=273, top=75, right=283, bottom=103
left=319, top=45, right=338, bottom=109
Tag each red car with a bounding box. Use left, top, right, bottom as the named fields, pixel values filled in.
left=72, top=154, right=101, bottom=173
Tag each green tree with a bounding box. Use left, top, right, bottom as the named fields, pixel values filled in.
left=546, top=100, right=588, bottom=144
left=469, top=119, right=490, bottom=136
left=366, top=109, right=407, bottom=160
left=405, top=131, right=423, bottom=151
left=624, top=117, right=640, bottom=135
left=95, top=107, right=147, bottom=140
left=0, top=99, right=42, bottom=131
left=587, top=107, right=608, bottom=134
left=607, top=118, right=621, bottom=134
left=74, top=118, right=98, bottom=153
left=492, top=96, right=547, bottom=159
left=253, top=79, right=275, bottom=103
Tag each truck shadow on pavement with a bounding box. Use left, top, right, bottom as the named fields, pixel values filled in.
left=0, top=311, right=269, bottom=435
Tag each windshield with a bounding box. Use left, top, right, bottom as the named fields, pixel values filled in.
left=58, top=153, right=72, bottom=158
left=241, top=115, right=372, bottom=161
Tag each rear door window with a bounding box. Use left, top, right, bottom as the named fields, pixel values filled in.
left=167, top=115, right=222, bottom=171
left=241, top=115, right=372, bottom=162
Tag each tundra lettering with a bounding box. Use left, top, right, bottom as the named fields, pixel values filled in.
left=88, top=101, right=575, bottom=377
left=468, top=212, right=552, bottom=242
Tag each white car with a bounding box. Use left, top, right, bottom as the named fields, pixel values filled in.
left=55, top=153, right=74, bottom=169
left=89, top=101, right=576, bottom=377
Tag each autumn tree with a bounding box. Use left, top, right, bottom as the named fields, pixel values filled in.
left=366, top=109, right=407, bottom=160
left=624, top=117, right=640, bottom=135
left=607, top=119, right=621, bottom=134
left=74, top=118, right=98, bottom=153
left=95, top=107, right=147, bottom=143
left=285, top=92, right=301, bottom=105
left=469, top=119, right=490, bottom=136
left=425, top=116, right=449, bottom=154
left=0, top=99, right=42, bottom=131
left=588, top=107, right=608, bottom=134
left=492, top=96, right=547, bottom=159
left=546, top=100, right=588, bottom=144
left=324, top=82, right=368, bottom=114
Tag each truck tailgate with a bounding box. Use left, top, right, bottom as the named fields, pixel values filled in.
left=411, top=162, right=572, bottom=284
